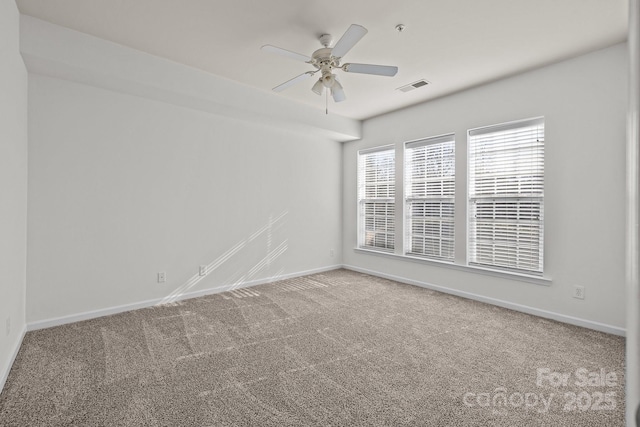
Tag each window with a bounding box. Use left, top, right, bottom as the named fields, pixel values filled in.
left=468, top=118, right=545, bottom=274
left=405, top=135, right=455, bottom=260
left=358, top=147, right=395, bottom=251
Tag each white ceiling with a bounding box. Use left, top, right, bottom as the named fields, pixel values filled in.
left=16, top=0, right=628, bottom=120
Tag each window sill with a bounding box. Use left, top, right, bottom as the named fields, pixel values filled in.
left=353, top=247, right=552, bottom=286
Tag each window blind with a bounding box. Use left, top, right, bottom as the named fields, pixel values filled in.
left=358, top=147, right=395, bottom=251
left=468, top=118, right=544, bottom=274
left=405, top=135, right=455, bottom=260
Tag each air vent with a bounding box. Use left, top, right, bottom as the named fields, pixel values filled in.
left=397, top=79, right=430, bottom=92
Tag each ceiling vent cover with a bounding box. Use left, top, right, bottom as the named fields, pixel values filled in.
left=397, top=79, right=430, bottom=92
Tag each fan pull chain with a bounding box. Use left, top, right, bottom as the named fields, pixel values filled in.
left=326, top=90, right=329, bottom=115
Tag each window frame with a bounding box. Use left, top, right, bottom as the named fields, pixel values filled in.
left=357, top=145, right=396, bottom=253
left=404, top=133, right=456, bottom=261
left=467, top=117, right=545, bottom=275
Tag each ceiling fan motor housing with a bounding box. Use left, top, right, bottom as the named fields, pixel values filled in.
left=311, top=47, right=340, bottom=88
left=312, top=48, right=339, bottom=69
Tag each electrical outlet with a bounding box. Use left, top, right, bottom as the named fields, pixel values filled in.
left=199, top=265, right=207, bottom=276
left=157, top=272, right=166, bottom=283
left=5, top=317, right=10, bottom=336
left=330, top=249, right=335, bottom=257
left=573, top=285, right=585, bottom=300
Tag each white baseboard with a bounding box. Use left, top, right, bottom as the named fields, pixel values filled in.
left=343, top=264, right=626, bottom=337
left=27, top=265, right=342, bottom=331
left=0, top=325, right=27, bottom=394
left=26, top=262, right=625, bottom=337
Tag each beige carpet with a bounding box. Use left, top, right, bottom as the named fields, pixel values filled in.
left=0, top=269, right=625, bottom=426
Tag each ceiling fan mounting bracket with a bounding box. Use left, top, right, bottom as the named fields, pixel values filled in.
left=318, top=34, right=333, bottom=48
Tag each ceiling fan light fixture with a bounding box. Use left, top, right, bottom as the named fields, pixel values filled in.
left=331, top=80, right=346, bottom=102
left=322, top=73, right=336, bottom=88
left=311, top=79, right=324, bottom=95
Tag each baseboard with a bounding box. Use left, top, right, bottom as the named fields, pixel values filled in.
left=343, top=264, right=626, bottom=337
left=27, top=264, right=342, bottom=331
left=0, top=325, right=27, bottom=394
left=27, top=262, right=624, bottom=337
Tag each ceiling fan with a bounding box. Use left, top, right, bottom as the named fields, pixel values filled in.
left=261, top=24, right=398, bottom=103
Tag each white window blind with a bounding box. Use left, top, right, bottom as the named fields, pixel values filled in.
left=405, top=135, right=455, bottom=260
left=358, top=147, right=395, bottom=251
left=468, top=118, right=544, bottom=274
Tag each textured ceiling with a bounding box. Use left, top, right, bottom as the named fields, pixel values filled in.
left=16, top=0, right=628, bottom=120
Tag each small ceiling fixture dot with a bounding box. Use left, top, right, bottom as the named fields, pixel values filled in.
left=395, top=24, right=406, bottom=33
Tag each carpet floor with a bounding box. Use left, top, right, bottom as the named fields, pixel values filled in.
left=0, top=269, right=626, bottom=426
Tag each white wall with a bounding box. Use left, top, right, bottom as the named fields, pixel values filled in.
left=26, top=73, right=343, bottom=324
left=20, top=17, right=347, bottom=326
left=343, top=43, right=628, bottom=332
left=0, top=0, right=28, bottom=389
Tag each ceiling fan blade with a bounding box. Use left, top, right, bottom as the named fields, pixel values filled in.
left=261, top=45, right=311, bottom=62
left=342, top=63, right=398, bottom=77
left=272, top=72, right=314, bottom=92
left=331, top=24, right=368, bottom=59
